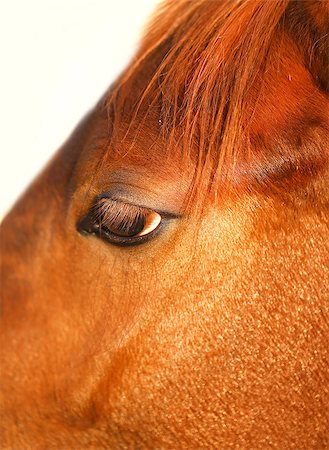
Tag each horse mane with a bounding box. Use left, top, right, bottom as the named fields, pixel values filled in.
left=106, top=0, right=329, bottom=204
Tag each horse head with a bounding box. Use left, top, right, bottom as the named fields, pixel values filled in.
left=1, top=0, right=328, bottom=447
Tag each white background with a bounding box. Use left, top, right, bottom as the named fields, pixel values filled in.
left=0, top=0, right=160, bottom=217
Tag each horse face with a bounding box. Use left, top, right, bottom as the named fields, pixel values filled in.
left=1, top=1, right=329, bottom=448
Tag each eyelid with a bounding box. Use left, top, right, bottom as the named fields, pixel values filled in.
left=102, top=178, right=183, bottom=213
left=96, top=193, right=182, bottom=220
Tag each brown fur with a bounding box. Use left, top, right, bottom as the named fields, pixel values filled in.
left=1, top=1, right=329, bottom=448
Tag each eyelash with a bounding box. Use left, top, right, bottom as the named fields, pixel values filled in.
left=77, top=196, right=173, bottom=247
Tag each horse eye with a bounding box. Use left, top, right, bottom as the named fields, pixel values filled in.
left=77, top=197, right=163, bottom=246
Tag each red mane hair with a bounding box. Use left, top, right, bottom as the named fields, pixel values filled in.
left=107, top=0, right=329, bottom=203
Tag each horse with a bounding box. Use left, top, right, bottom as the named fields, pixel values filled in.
left=1, top=0, right=328, bottom=448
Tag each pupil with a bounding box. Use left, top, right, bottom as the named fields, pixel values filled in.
left=105, top=213, right=146, bottom=237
